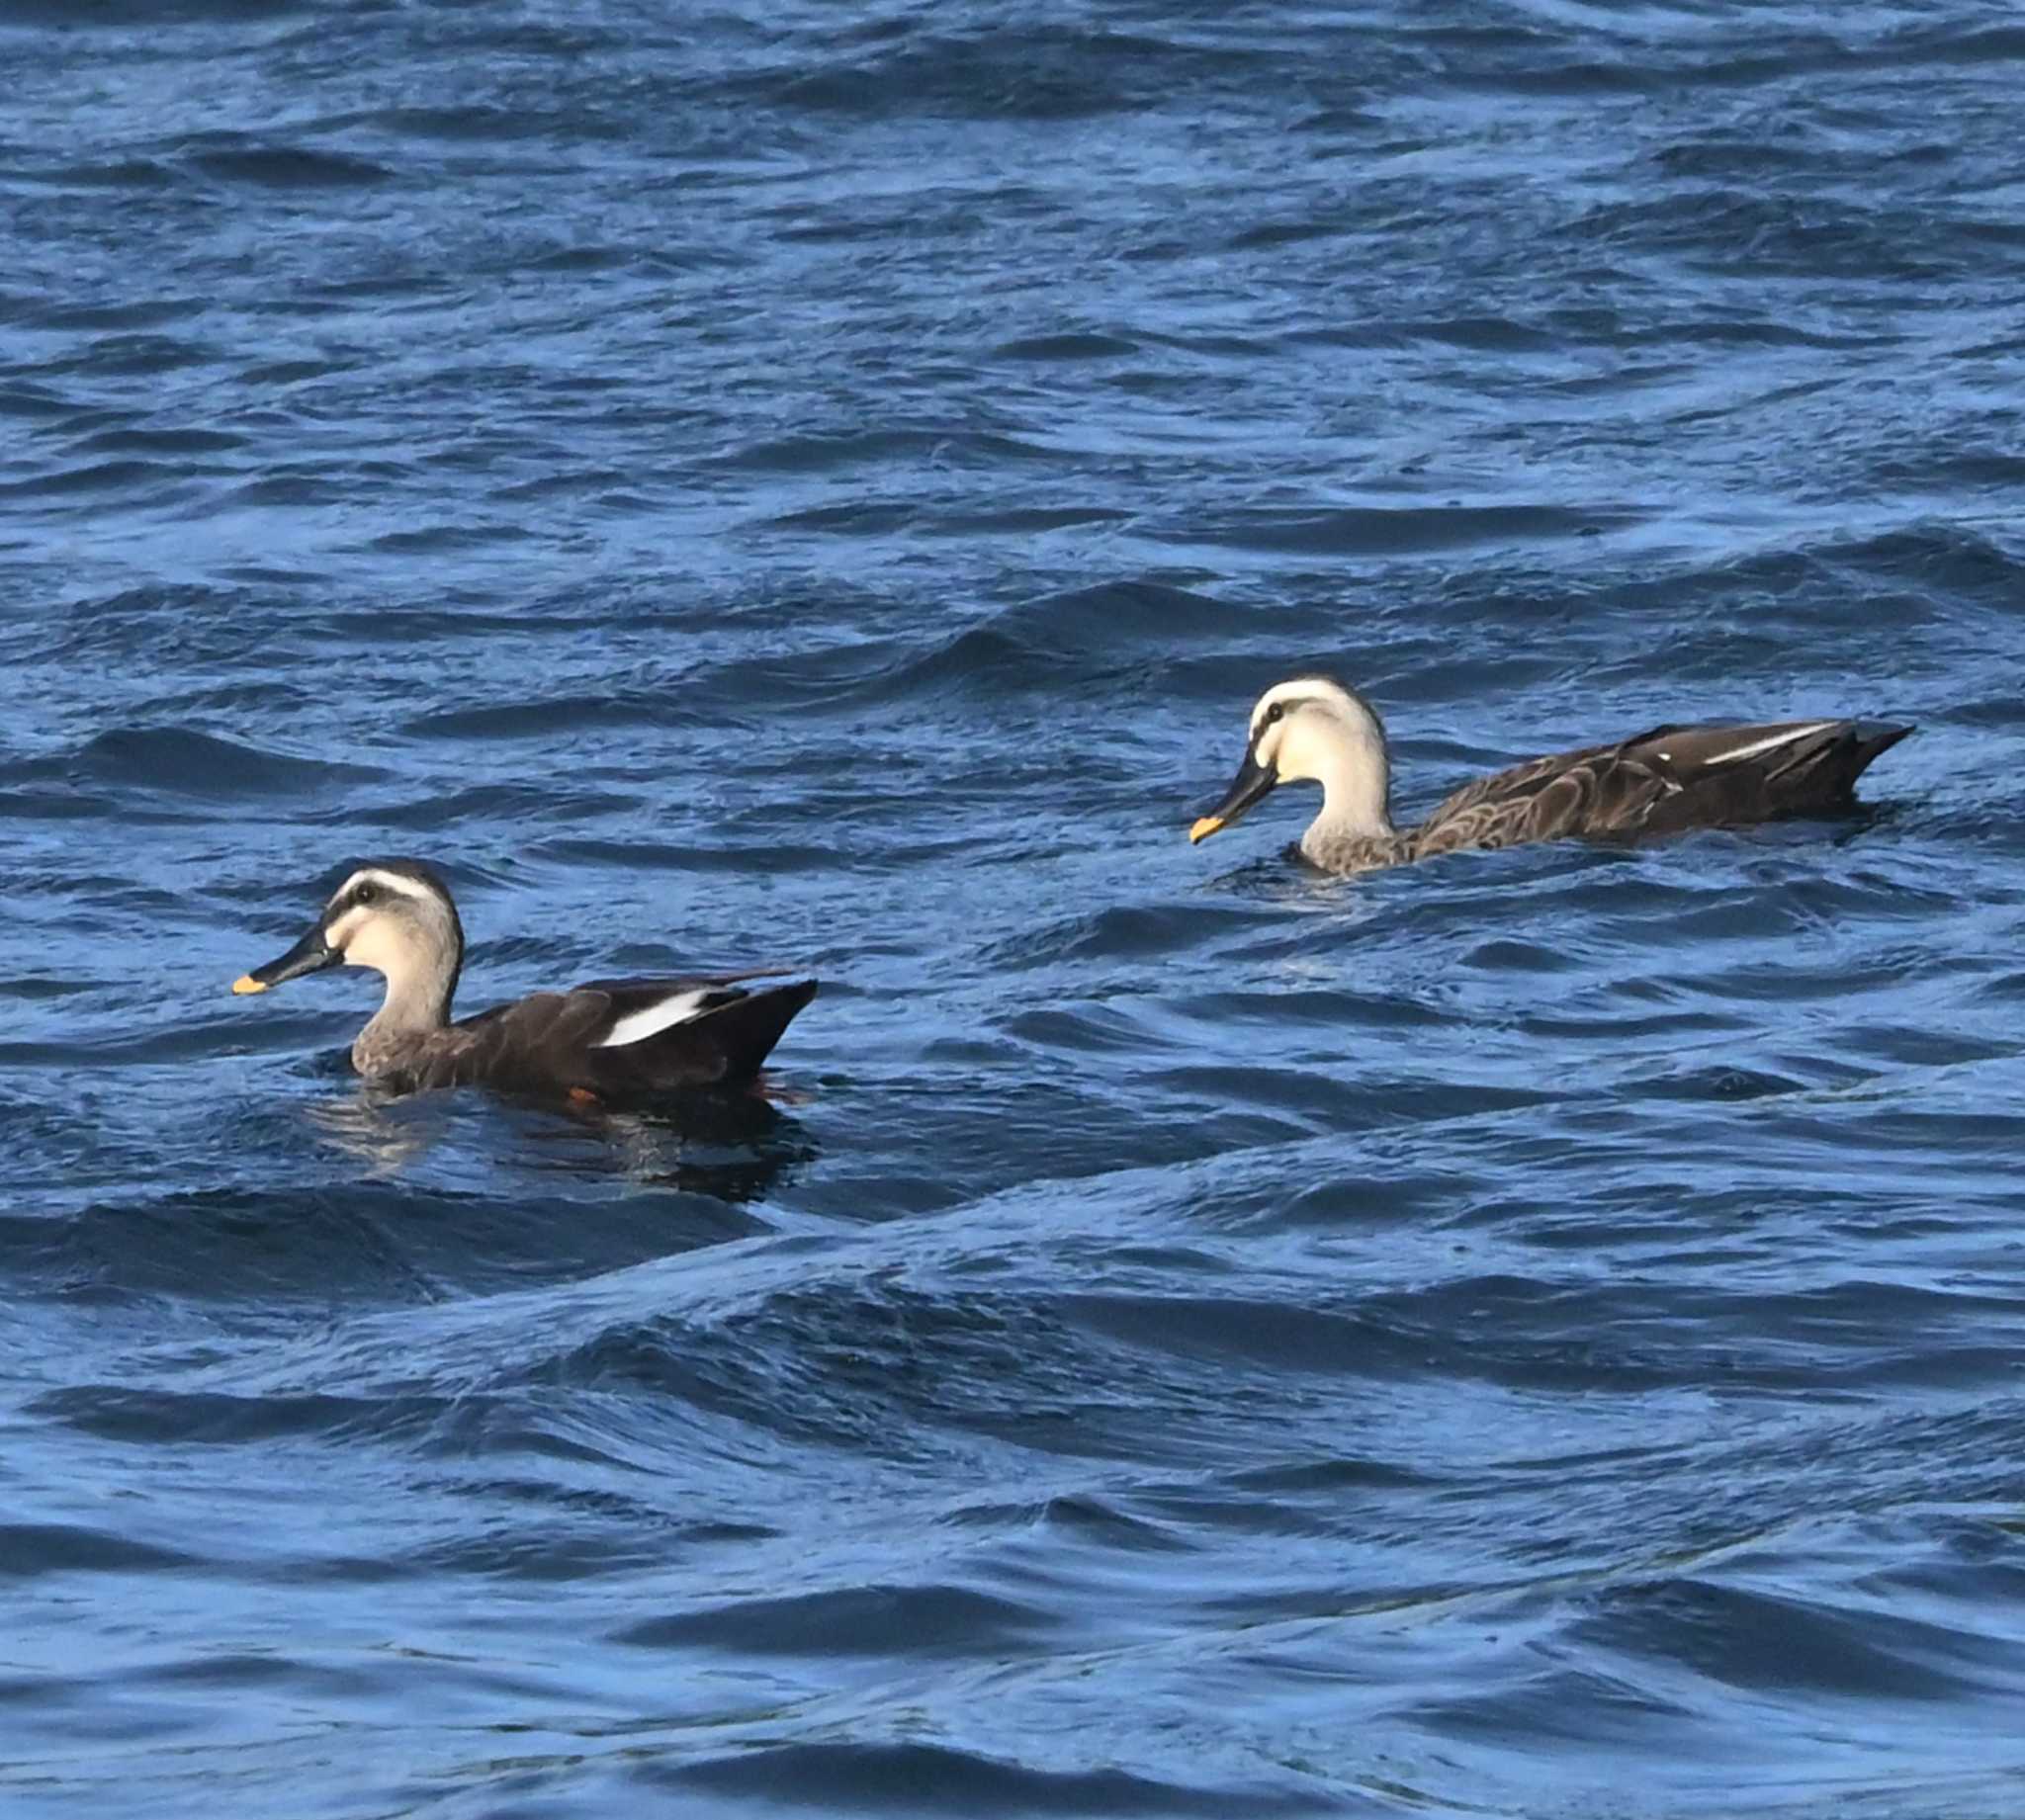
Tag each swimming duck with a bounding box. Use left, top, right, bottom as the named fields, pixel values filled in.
left=1189, top=677, right=1913, bottom=875
left=231, top=860, right=817, bottom=1101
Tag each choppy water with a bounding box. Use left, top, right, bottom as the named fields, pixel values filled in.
left=6, top=3, right=2025, bottom=1815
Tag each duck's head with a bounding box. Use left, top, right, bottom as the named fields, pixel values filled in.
left=1189, top=675, right=1391, bottom=844
left=232, top=860, right=465, bottom=1006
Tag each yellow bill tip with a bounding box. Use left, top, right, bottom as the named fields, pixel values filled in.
left=231, top=974, right=268, bottom=996
left=1189, top=816, right=1224, bottom=845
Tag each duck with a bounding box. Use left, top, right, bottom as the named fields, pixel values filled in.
left=231, top=859, right=817, bottom=1102
left=1189, top=677, right=1913, bottom=875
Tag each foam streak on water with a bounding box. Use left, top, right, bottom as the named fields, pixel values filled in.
left=5, top=5, right=2025, bottom=1816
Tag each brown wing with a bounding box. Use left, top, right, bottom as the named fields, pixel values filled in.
left=1629, top=719, right=1911, bottom=832
left=578, top=977, right=818, bottom=1097
left=1413, top=729, right=1673, bottom=856
left=398, top=991, right=614, bottom=1094
left=1412, top=719, right=1911, bottom=858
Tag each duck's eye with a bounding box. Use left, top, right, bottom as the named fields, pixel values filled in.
left=355, top=883, right=379, bottom=907
left=1265, top=703, right=1284, bottom=725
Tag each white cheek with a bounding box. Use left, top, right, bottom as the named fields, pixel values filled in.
left=1255, top=724, right=1284, bottom=770
left=1271, top=723, right=1315, bottom=783
left=329, top=910, right=403, bottom=976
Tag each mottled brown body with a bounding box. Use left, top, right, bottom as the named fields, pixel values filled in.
left=234, top=859, right=818, bottom=1104
left=1194, top=680, right=1913, bottom=878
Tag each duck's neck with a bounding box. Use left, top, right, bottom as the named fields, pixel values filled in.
left=1307, top=733, right=1395, bottom=843
left=353, top=969, right=453, bottom=1080
left=356, top=960, right=455, bottom=1058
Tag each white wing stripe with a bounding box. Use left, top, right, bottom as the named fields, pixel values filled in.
left=1705, top=723, right=1835, bottom=766
left=595, top=989, right=715, bottom=1048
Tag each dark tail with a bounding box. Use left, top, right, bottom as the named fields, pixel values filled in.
left=1736, top=719, right=1914, bottom=823
left=1838, top=721, right=1915, bottom=792
left=694, top=978, right=819, bottom=1081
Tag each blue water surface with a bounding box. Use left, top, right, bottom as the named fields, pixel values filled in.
left=5, top=4, right=2025, bottom=1815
